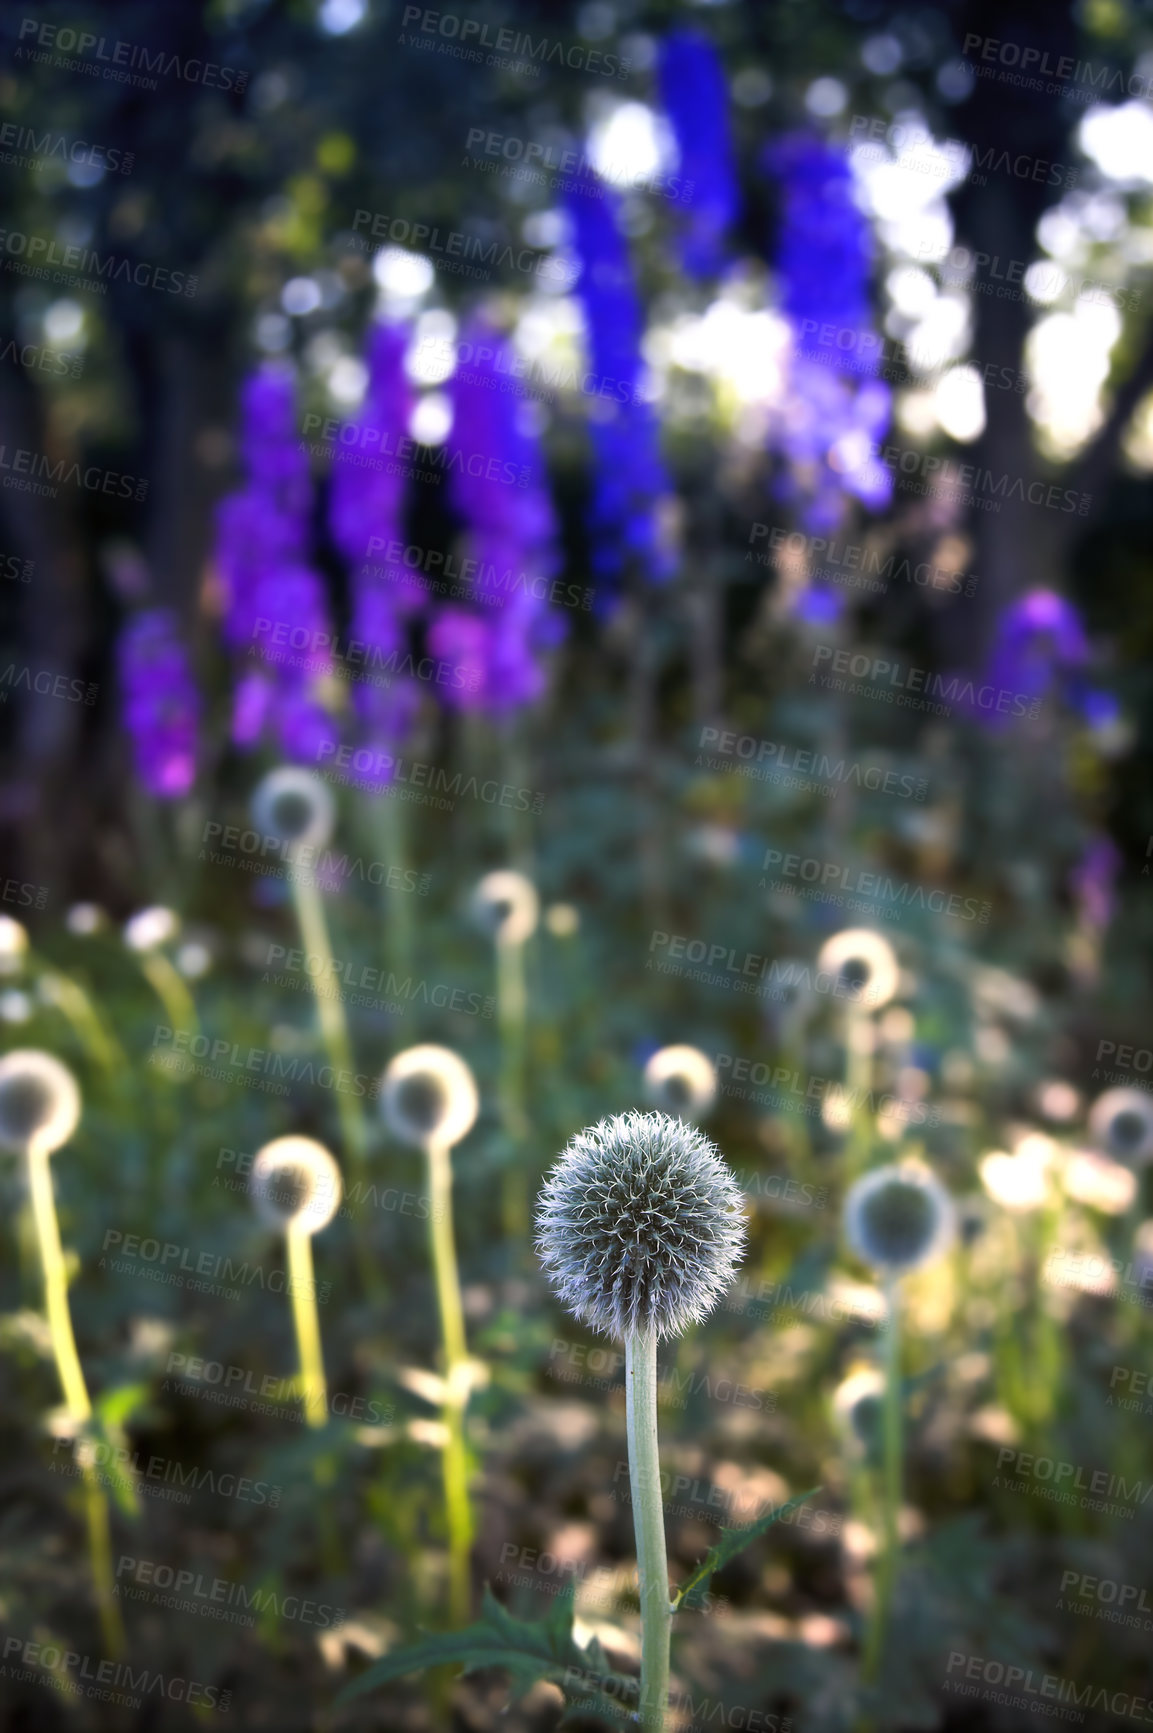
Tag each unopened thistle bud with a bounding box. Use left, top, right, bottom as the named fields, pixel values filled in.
left=251, top=766, right=335, bottom=852
left=1088, top=1088, right=1153, bottom=1166
left=535, top=1110, right=746, bottom=1341
left=471, top=869, right=539, bottom=945
left=381, top=1045, right=479, bottom=1149
left=643, top=1045, right=717, bottom=1119
left=0, top=1049, right=81, bottom=1155
left=817, top=929, right=900, bottom=1011
left=250, top=1136, right=341, bottom=1234
left=844, top=1159, right=954, bottom=1275
left=123, top=906, right=180, bottom=953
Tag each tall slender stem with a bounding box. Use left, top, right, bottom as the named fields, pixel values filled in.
left=497, top=933, right=528, bottom=1239
left=27, top=1138, right=124, bottom=1654
left=290, top=873, right=378, bottom=1300
left=426, top=1136, right=471, bottom=1622
left=371, top=793, right=413, bottom=985
left=140, top=951, right=199, bottom=1040
left=862, top=1278, right=902, bottom=1692
left=844, top=1005, right=874, bottom=1179
left=287, top=1224, right=327, bottom=1428
left=625, top=1330, right=670, bottom=1733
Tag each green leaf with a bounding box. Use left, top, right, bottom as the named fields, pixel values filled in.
left=671, top=1487, right=822, bottom=1613
left=335, top=1583, right=638, bottom=1721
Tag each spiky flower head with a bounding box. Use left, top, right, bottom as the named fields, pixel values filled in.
left=0, top=1050, right=81, bottom=1155
left=251, top=766, right=335, bottom=852
left=1089, top=1088, right=1153, bottom=1166
left=643, top=1044, right=717, bottom=1120
left=817, top=928, right=900, bottom=1011
left=844, top=1159, right=955, bottom=1275
left=380, top=1044, right=479, bottom=1149
left=250, top=1136, right=341, bottom=1234
left=535, top=1110, right=747, bottom=1341
left=123, top=906, right=180, bottom=953
left=471, top=869, right=539, bottom=945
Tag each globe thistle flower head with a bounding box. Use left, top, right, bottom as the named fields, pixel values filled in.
left=535, top=1110, right=747, bottom=1342
left=1088, top=1088, right=1153, bottom=1166
left=471, top=869, right=539, bottom=945
left=817, top=929, right=900, bottom=1010
left=643, top=1045, right=717, bottom=1120
left=381, top=1045, right=479, bottom=1149
left=0, top=915, right=28, bottom=976
left=123, top=906, right=180, bottom=953
left=251, top=767, right=335, bottom=852
left=250, top=1136, right=341, bottom=1234
left=844, top=1159, right=955, bottom=1275
left=0, top=1050, right=81, bottom=1155
left=66, top=903, right=106, bottom=937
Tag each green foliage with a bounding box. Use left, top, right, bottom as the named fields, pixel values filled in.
left=672, top=1487, right=822, bottom=1613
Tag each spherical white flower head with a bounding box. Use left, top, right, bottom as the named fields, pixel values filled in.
left=643, top=1045, right=717, bottom=1119
left=0, top=915, right=28, bottom=975
left=817, top=929, right=900, bottom=1011
left=844, top=1159, right=955, bottom=1275
left=250, top=1136, right=341, bottom=1235
left=381, top=1045, right=479, bottom=1149
left=1089, top=1088, right=1153, bottom=1166
left=471, top=870, right=539, bottom=945
left=251, top=767, right=335, bottom=852
left=535, top=1110, right=747, bottom=1342
left=0, top=1050, right=81, bottom=1155
left=123, top=906, right=180, bottom=953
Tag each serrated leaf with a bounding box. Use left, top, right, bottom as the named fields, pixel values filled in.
left=335, top=1583, right=637, bottom=1720
left=672, top=1487, right=822, bottom=1613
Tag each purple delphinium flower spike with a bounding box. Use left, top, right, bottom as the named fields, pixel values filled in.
left=118, top=607, right=199, bottom=799
left=657, top=29, right=738, bottom=280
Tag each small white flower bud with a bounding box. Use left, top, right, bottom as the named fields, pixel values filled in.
left=251, top=767, right=335, bottom=852
left=250, top=1136, right=342, bottom=1234
left=643, top=1045, right=717, bottom=1119
left=381, top=1045, right=479, bottom=1149
left=123, top=906, right=180, bottom=953
left=471, top=870, right=539, bottom=945
left=817, top=929, right=900, bottom=1010
left=0, top=1050, right=81, bottom=1155
left=1088, top=1088, right=1153, bottom=1166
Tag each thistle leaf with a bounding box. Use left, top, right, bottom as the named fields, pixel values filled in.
left=335, top=1583, right=638, bottom=1720
left=671, top=1487, right=822, bottom=1613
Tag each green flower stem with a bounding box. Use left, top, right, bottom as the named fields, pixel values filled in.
left=371, top=793, right=413, bottom=984
left=425, top=1135, right=472, bottom=1625
left=287, top=1223, right=328, bottom=1428
left=497, top=933, right=529, bottom=1239
left=625, top=1329, right=671, bottom=1733
left=290, top=875, right=366, bottom=1182
left=34, top=963, right=127, bottom=1080
left=140, top=951, right=199, bottom=1041
left=289, top=873, right=378, bottom=1298
left=844, top=1005, right=874, bottom=1179
left=27, top=1137, right=124, bottom=1655
left=862, top=1277, right=902, bottom=1693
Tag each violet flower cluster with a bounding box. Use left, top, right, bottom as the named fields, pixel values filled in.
left=215, top=366, right=338, bottom=762
left=983, top=588, right=1118, bottom=733
left=565, top=183, right=676, bottom=599
left=429, top=317, right=563, bottom=711
left=656, top=29, right=738, bottom=280
left=117, top=607, right=199, bottom=799
left=764, top=135, right=893, bottom=585
left=328, top=322, right=424, bottom=772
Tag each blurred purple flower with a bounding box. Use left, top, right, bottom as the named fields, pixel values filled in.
left=214, top=364, right=339, bottom=763
left=763, top=134, right=893, bottom=562
left=657, top=29, right=738, bottom=279
left=118, top=607, right=199, bottom=799
left=429, top=319, right=562, bottom=712
left=984, top=588, right=1090, bottom=725
left=1071, top=835, right=1121, bottom=933
left=565, top=183, right=676, bottom=594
